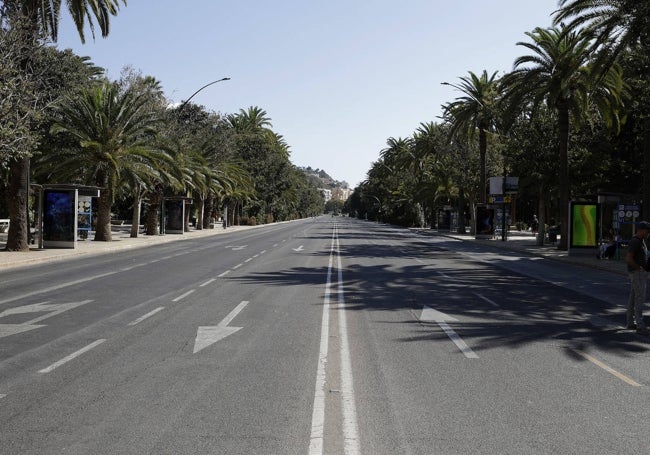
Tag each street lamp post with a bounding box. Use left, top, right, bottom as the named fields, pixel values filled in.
left=178, top=77, right=231, bottom=112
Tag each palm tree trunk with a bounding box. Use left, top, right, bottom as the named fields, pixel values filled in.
left=95, top=185, right=113, bottom=241
left=557, top=104, right=570, bottom=250
left=146, top=190, right=162, bottom=235
left=203, top=197, right=214, bottom=229
left=479, top=127, right=487, bottom=204
left=5, top=157, right=30, bottom=251
left=536, top=185, right=547, bottom=246
left=196, top=195, right=205, bottom=230
left=130, top=184, right=142, bottom=238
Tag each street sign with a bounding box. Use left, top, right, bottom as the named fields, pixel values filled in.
left=488, top=196, right=511, bottom=204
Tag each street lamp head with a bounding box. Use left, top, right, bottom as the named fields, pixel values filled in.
left=178, top=77, right=231, bottom=112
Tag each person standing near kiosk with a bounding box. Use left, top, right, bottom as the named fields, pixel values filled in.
left=625, top=221, right=650, bottom=334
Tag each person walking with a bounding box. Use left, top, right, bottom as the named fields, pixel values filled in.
left=625, top=221, right=650, bottom=334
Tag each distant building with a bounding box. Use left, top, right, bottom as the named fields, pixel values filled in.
left=320, top=188, right=332, bottom=202
left=331, top=186, right=352, bottom=201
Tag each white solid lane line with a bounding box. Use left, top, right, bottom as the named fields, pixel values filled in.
left=38, top=339, right=106, bottom=374
left=309, top=224, right=360, bottom=455
left=309, top=230, right=334, bottom=455
left=335, top=227, right=360, bottom=455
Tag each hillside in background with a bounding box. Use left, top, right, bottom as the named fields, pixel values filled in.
left=299, top=166, right=352, bottom=202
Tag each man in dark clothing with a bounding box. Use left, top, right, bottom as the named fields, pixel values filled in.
left=625, top=221, right=650, bottom=334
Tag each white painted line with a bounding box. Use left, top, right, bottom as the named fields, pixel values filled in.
left=252, top=254, right=260, bottom=258
left=438, top=322, right=479, bottom=359
left=128, top=307, right=165, bottom=326
left=576, top=350, right=641, bottom=387
left=260, top=250, right=267, bottom=255
left=200, top=278, right=216, bottom=287
left=232, top=263, right=243, bottom=270
left=309, top=230, right=334, bottom=455
left=335, top=228, right=360, bottom=455
left=475, top=293, right=499, bottom=308
left=0, top=394, right=6, bottom=400
left=244, top=258, right=253, bottom=263
left=172, top=289, right=195, bottom=302
left=218, top=271, right=231, bottom=278
left=0, top=272, right=117, bottom=306
left=38, top=339, right=106, bottom=374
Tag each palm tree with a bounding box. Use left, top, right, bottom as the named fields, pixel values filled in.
left=442, top=70, right=500, bottom=204
left=554, top=1, right=650, bottom=61
left=503, top=25, right=625, bottom=249
left=554, top=0, right=650, bottom=216
left=49, top=81, right=162, bottom=241
left=2, top=0, right=125, bottom=251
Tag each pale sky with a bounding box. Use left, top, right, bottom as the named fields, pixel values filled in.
left=55, top=1, right=560, bottom=188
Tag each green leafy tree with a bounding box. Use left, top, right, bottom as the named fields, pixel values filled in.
left=503, top=25, right=625, bottom=249
left=1, top=0, right=125, bottom=251
left=555, top=0, right=650, bottom=216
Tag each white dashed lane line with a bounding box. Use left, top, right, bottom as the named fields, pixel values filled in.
left=38, top=339, right=106, bottom=374
left=127, top=307, right=165, bottom=326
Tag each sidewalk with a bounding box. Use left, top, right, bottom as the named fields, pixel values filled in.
left=0, top=224, right=259, bottom=270
left=417, top=229, right=627, bottom=277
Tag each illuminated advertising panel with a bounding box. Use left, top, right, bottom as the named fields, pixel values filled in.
left=570, top=202, right=598, bottom=248
left=43, top=189, right=77, bottom=248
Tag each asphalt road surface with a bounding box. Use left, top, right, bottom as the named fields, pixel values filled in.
left=1, top=216, right=649, bottom=454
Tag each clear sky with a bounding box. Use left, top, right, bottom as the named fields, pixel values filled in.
left=55, top=1, right=560, bottom=188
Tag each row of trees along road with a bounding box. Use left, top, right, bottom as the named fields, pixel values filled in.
left=347, top=0, right=650, bottom=250
left=1, top=1, right=324, bottom=250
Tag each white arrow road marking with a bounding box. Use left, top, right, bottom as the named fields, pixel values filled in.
left=193, top=301, right=249, bottom=354
left=292, top=245, right=304, bottom=252
left=0, top=300, right=92, bottom=339
left=419, top=306, right=478, bottom=359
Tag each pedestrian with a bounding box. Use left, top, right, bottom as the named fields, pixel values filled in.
left=530, top=215, right=539, bottom=235
left=625, top=221, right=650, bottom=334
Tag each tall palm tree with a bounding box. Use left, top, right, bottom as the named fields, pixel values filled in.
left=49, top=81, right=162, bottom=241
left=554, top=1, right=650, bottom=61
left=554, top=0, right=650, bottom=216
left=441, top=70, right=500, bottom=204
left=503, top=25, right=625, bottom=249
left=2, top=0, right=125, bottom=251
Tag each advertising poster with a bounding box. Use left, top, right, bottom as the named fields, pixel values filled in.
left=165, top=199, right=184, bottom=233
left=43, top=190, right=76, bottom=245
left=571, top=202, right=598, bottom=248
left=476, top=205, right=494, bottom=238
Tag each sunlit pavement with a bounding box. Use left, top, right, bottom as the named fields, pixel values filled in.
left=0, top=224, right=261, bottom=270
left=1, top=223, right=626, bottom=276
left=416, top=228, right=626, bottom=276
